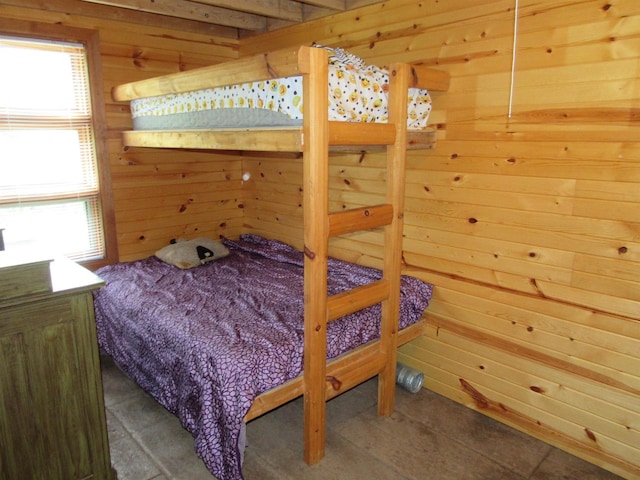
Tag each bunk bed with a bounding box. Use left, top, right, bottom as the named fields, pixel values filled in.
left=104, top=45, right=450, bottom=480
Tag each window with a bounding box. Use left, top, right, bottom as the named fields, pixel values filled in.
left=0, top=29, right=115, bottom=266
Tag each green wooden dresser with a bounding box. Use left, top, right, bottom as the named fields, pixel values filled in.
left=0, top=253, right=117, bottom=479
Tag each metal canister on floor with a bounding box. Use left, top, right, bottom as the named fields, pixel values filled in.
left=396, top=362, right=424, bottom=393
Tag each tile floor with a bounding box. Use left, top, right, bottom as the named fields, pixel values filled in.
left=101, top=355, right=623, bottom=480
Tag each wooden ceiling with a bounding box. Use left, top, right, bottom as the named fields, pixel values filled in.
left=79, top=0, right=385, bottom=36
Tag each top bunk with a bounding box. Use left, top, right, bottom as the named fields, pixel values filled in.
left=111, top=45, right=450, bottom=152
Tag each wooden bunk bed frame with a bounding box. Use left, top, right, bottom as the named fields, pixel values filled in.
left=112, top=45, right=450, bottom=467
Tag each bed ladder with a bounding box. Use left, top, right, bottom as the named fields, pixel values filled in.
left=302, top=47, right=412, bottom=465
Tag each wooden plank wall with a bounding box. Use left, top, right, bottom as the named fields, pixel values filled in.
left=2, top=0, right=638, bottom=477
left=0, top=0, right=244, bottom=262
left=240, top=1, right=640, bottom=478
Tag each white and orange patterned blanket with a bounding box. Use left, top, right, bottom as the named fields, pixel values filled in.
left=130, top=47, right=432, bottom=130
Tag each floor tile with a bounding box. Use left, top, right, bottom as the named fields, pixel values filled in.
left=132, top=415, right=214, bottom=480
left=394, top=386, right=552, bottom=477
left=247, top=422, right=410, bottom=480
left=108, top=430, right=164, bottom=480
left=530, top=448, right=624, bottom=480
left=109, top=388, right=175, bottom=435
left=101, top=357, right=626, bottom=480
left=101, top=355, right=142, bottom=408
left=335, top=406, right=526, bottom=480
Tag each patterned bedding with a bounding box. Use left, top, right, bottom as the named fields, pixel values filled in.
left=93, top=234, right=433, bottom=480
left=130, top=47, right=433, bottom=131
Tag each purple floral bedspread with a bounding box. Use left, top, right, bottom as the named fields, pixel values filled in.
left=94, top=234, right=432, bottom=480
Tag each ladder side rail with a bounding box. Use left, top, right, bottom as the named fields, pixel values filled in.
left=378, top=63, right=411, bottom=416
left=300, top=46, right=330, bottom=466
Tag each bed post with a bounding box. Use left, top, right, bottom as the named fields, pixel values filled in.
left=378, top=63, right=412, bottom=416
left=300, top=46, right=330, bottom=465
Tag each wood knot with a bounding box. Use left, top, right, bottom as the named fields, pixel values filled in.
left=265, top=56, right=277, bottom=78
left=326, top=376, right=342, bottom=391
left=304, top=246, right=316, bottom=259
left=459, top=378, right=490, bottom=409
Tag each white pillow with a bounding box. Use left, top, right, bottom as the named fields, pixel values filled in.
left=155, top=237, right=229, bottom=269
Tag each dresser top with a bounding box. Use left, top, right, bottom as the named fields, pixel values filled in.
left=50, top=257, right=104, bottom=294
left=0, top=249, right=52, bottom=270
left=0, top=252, right=103, bottom=306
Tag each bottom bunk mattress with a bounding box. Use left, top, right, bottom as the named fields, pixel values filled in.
left=93, top=234, right=433, bottom=480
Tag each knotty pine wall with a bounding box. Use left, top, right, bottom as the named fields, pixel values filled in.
left=0, top=0, right=244, bottom=262
left=3, top=0, right=638, bottom=478
left=240, top=1, right=640, bottom=478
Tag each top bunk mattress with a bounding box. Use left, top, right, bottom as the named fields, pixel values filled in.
left=131, top=46, right=432, bottom=131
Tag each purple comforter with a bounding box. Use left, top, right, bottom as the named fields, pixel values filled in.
left=94, top=234, right=432, bottom=480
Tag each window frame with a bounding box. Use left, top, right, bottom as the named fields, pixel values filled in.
left=0, top=19, right=118, bottom=270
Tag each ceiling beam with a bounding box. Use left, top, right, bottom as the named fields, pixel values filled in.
left=81, top=0, right=268, bottom=31
left=193, top=0, right=303, bottom=22
left=3, top=0, right=239, bottom=37
left=298, top=0, right=346, bottom=10
left=26, top=0, right=387, bottom=35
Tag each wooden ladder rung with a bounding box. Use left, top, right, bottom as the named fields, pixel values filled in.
left=327, top=279, right=390, bottom=322
left=328, top=122, right=395, bottom=146
left=328, top=204, right=394, bottom=237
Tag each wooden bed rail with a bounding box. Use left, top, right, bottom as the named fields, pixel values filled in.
left=244, top=317, right=426, bottom=422
left=112, top=47, right=305, bottom=101
left=112, top=45, right=450, bottom=102
left=410, top=65, right=450, bottom=92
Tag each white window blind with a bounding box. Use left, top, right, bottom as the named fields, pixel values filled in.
left=0, top=36, right=105, bottom=262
